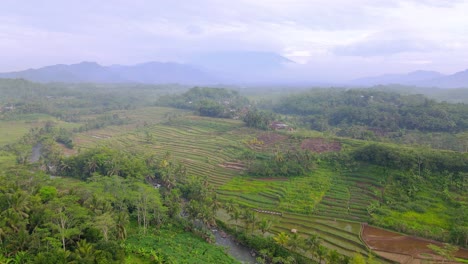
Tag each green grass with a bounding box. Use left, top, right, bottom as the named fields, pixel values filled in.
left=125, top=227, right=238, bottom=264
left=0, top=114, right=79, bottom=146
left=218, top=167, right=332, bottom=214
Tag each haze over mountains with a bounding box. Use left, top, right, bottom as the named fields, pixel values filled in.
left=0, top=51, right=467, bottom=88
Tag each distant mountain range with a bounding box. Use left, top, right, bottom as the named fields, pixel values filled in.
left=351, top=69, right=468, bottom=88
left=0, top=61, right=215, bottom=84
left=0, top=51, right=467, bottom=88
left=0, top=51, right=294, bottom=85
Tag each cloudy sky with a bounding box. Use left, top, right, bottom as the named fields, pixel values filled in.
left=1, top=0, right=468, bottom=80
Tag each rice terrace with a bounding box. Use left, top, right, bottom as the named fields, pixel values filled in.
left=0, top=82, right=467, bottom=263
left=69, top=105, right=468, bottom=263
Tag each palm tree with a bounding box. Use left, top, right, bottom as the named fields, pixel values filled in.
left=229, top=207, right=241, bottom=231
left=73, top=240, right=101, bottom=263
left=8, top=190, right=31, bottom=220
left=303, top=233, right=320, bottom=256
left=316, top=245, right=328, bottom=264
left=224, top=199, right=236, bottom=214
left=274, top=232, right=290, bottom=247
left=86, top=158, right=98, bottom=174
left=115, top=211, right=129, bottom=240
left=11, top=251, right=30, bottom=264
left=287, top=233, right=304, bottom=252
left=243, top=210, right=257, bottom=234
left=258, top=218, right=273, bottom=235
left=327, top=249, right=340, bottom=264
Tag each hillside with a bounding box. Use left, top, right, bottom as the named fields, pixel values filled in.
left=352, top=69, right=468, bottom=88
left=0, top=81, right=467, bottom=263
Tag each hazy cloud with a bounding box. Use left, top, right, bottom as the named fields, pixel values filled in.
left=0, top=0, right=467, bottom=77
left=333, top=31, right=439, bottom=57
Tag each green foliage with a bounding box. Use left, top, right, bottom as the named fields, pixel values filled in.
left=124, top=226, right=238, bottom=263
left=427, top=243, right=459, bottom=262
left=273, top=88, right=468, bottom=133
left=246, top=149, right=315, bottom=178
left=159, top=87, right=249, bottom=118
left=38, top=186, right=57, bottom=202
left=243, top=109, right=275, bottom=130
left=60, top=147, right=152, bottom=180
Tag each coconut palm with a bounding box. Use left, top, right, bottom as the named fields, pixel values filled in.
left=273, top=232, right=290, bottom=247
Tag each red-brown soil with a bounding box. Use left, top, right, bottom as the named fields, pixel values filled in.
left=257, top=133, right=288, bottom=147
left=362, top=224, right=468, bottom=263
left=300, top=138, right=341, bottom=153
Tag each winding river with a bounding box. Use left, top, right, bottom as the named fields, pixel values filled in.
left=213, top=230, right=256, bottom=264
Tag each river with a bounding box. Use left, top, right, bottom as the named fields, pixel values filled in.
left=213, top=230, right=257, bottom=264
left=29, top=143, right=42, bottom=163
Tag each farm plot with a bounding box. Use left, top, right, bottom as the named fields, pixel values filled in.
left=71, top=114, right=255, bottom=187
left=218, top=168, right=333, bottom=214
left=0, top=114, right=75, bottom=146
left=315, top=170, right=384, bottom=222
left=362, top=225, right=468, bottom=263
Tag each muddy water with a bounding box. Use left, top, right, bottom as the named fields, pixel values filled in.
left=213, top=230, right=256, bottom=264
left=29, top=143, right=42, bottom=162
left=362, top=225, right=468, bottom=260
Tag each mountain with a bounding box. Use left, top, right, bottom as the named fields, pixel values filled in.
left=190, top=51, right=294, bottom=71
left=0, top=62, right=125, bottom=83
left=0, top=61, right=217, bottom=84
left=189, top=51, right=295, bottom=83
left=109, top=62, right=216, bottom=84
left=421, top=69, right=468, bottom=88
left=351, top=70, right=445, bottom=86
left=351, top=69, right=468, bottom=88
left=0, top=51, right=294, bottom=84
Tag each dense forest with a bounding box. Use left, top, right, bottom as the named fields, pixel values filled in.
left=272, top=89, right=468, bottom=132
left=158, top=87, right=249, bottom=118
left=259, top=88, right=468, bottom=152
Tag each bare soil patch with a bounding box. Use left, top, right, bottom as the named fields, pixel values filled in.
left=219, top=161, right=246, bottom=171
left=257, top=133, right=288, bottom=147
left=362, top=225, right=468, bottom=263
left=256, top=177, right=289, bottom=181
left=58, top=143, right=78, bottom=156
left=300, top=138, right=341, bottom=153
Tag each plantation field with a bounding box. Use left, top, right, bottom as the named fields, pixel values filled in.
left=315, top=169, right=384, bottom=222
left=124, top=227, right=238, bottom=263
left=61, top=107, right=466, bottom=263
left=72, top=111, right=257, bottom=186
left=218, top=168, right=332, bottom=214
left=0, top=113, right=73, bottom=146
left=66, top=107, right=389, bottom=261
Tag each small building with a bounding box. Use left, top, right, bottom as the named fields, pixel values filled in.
left=270, top=121, right=288, bottom=130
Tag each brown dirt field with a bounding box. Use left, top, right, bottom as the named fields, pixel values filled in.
left=257, top=133, right=288, bottom=147
left=300, top=138, right=341, bottom=153
left=256, top=177, right=289, bottom=181
left=362, top=225, right=468, bottom=263
left=219, top=161, right=245, bottom=171
left=58, top=143, right=78, bottom=156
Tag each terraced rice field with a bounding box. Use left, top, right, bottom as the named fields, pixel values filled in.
left=218, top=167, right=332, bottom=214
left=272, top=213, right=368, bottom=256
left=72, top=113, right=256, bottom=187
left=67, top=108, right=421, bottom=263
left=315, top=170, right=383, bottom=222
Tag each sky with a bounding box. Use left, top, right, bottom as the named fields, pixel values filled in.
left=1, top=0, right=468, bottom=80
